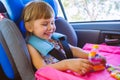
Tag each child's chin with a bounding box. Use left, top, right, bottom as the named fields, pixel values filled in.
left=46, top=36, right=52, bottom=40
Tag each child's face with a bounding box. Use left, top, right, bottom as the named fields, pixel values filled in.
left=32, top=17, right=56, bottom=40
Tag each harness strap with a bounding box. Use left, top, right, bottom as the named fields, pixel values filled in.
left=59, top=37, right=73, bottom=59
left=28, top=33, right=73, bottom=61
left=52, top=33, right=73, bottom=59
left=49, top=48, right=66, bottom=60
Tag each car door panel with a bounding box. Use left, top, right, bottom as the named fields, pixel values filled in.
left=70, top=21, right=120, bottom=47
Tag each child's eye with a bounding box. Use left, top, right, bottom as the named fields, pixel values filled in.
left=51, top=21, right=55, bottom=25
left=41, top=23, right=48, bottom=26
left=51, top=22, right=54, bottom=25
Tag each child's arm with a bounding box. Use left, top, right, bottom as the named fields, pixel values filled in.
left=70, top=44, right=106, bottom=68
left=27, top=44, right=93, bottom=75
left=69, top=44, right=89, bottom=59
left=27, top=44, right=46, bottom=69
left=49, top=58, right=93, bottom=75
left=27, top=44, right=69, bottom=70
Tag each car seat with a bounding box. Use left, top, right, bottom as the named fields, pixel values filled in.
left=0, top=1, right=34, bottom=80
left=0, top=18, right=35, bottom=80
left=0, top=0, right=78, bottom=79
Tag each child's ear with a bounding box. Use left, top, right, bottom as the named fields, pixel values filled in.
left=25, top=22, right=33, bottom=32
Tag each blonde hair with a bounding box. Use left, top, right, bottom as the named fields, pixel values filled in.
left=22, top=1, right=55, bottom=36
left=23, top=1, right=54, bottom=22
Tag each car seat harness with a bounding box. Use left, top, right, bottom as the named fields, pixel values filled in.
left=28, top=33, right=73, bottom=61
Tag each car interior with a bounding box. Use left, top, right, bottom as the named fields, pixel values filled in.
left=0, top=0, right=120, bottom=80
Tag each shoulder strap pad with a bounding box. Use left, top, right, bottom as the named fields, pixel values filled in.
left=28, top=33, right=73, bottom=59
left=28, top=35, right=54, bottom=56
left=28, top=33, right=66, bottom=56
left=52, top=32, right=66, bottom=40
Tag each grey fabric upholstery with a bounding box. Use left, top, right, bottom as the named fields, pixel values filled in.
left=55, top=17, right=78, bottom=46
left=0, top=18, right=35, bottom=80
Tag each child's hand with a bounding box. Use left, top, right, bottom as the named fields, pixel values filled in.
left=64, top=58, right=93, bottom=75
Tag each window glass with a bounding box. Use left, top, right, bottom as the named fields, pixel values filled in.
left=56, top=0, right=64, bottom=18
left=58, top=0, right=120, bottom=22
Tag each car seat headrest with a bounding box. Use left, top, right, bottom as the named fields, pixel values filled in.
left=1, top=0, right=25, bottom=24
left=1, top=0, right=58, bottom=24
left=1, top=0, right=58, bottom=38
left=55, top=17, right=78, bottom=46
left=22, top=0, right=32, bottom=5
left=43, top=0, right=58, bottom=18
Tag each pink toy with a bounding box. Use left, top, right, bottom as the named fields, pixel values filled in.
left=89, top=45, right=105, bottom=71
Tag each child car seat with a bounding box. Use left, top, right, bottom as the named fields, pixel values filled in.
left=0, top=0, right=78, bottom=79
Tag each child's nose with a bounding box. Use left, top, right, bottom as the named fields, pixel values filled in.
left=48, top=24, right=54, bottom=30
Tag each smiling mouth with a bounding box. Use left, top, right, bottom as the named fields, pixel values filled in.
left=44, top=32, right=53, bottom=37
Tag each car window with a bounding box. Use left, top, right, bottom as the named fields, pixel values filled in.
left=57, top=0, right=120, bottom=22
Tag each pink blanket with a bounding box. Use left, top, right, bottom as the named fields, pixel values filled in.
left=35, top=43, right=120, bottom=80
left=35, top=67, right=85, bottom=80
left=82, top=43, right=120, bottom=80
